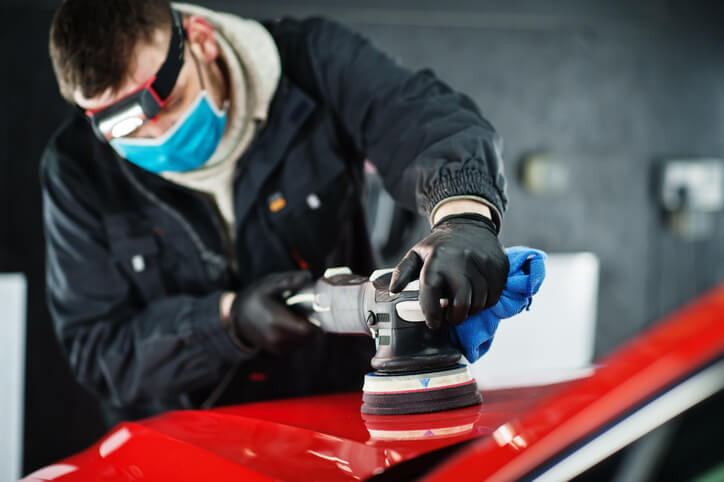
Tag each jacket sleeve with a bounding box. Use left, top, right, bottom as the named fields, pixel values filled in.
left=41, top=146, right=246, bottom=408
left=274, top=17, right=507, bottom=229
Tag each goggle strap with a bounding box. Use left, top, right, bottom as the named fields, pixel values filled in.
left=189, top=46, right=206, bottom=91
left=151, top=8, right=185, bottom=101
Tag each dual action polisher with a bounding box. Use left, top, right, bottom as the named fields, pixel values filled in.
left=286, top=267, right=482, bottom=415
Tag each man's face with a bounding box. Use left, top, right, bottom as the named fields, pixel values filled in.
left=74, top=24, right=221, bottom=139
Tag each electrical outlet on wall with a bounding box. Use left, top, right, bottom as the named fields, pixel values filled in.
left=659, top=158, right=723, bottom=240
left=519, top=152, right=570, bottom=196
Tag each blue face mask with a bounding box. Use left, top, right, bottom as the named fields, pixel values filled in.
left=110, top=91, right=227, bottom=174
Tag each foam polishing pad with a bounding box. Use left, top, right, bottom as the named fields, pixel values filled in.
left=361, top=364, right=482, bottom=415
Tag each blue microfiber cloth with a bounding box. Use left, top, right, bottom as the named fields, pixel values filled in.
left=453, top=246, right=547, bottom=363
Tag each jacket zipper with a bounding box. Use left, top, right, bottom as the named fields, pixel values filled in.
left=198, top=190, right=240, bottom=279
left=115, top=156, right=228, bottom=281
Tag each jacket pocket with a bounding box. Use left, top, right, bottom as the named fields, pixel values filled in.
left=264, top=157, right=357, bottom=275
left=104, top=215, right=166, bottom=304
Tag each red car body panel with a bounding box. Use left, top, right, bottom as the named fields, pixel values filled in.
left=425, top=282, right=724, bottom=481
left=25, top=283, right=724, bottom=481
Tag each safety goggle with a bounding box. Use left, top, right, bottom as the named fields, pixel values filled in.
left=85, top=9, right=186, bottom=141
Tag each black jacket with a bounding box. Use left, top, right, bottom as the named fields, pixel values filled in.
left=41, top=17, right=507, bottom=423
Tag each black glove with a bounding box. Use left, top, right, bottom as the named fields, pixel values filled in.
left=229, top=271, right=320, bottom=354
left=389, top=213, right=509, bottom=329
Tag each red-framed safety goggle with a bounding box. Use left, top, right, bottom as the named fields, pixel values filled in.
left=85, top=9, right=185, bottom=141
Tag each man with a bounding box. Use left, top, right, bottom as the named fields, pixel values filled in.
left=43, top=0, right=509, bottom=425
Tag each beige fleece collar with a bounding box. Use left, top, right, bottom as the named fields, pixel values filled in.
left=166, top=2, right=281, bottom=173
left=161, top=4, right=282, bottom=238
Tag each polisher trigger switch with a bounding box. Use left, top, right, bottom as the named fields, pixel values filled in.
left=401, top=279, right=419, bottom=291
left=395, top=301, right=426, bottom=322
left=323, top=266, right=353, bottom=278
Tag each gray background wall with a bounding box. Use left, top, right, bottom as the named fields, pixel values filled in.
left=2, top=0, right=723, bottom=474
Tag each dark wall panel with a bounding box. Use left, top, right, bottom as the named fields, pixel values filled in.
left=2, top=7, right=107, bottom=475
left=210, top=0, right=724, bottom=352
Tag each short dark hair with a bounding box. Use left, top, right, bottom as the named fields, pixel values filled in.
left=49, top=0, right=173, bottom=103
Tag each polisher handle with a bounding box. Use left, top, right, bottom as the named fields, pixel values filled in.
left=285, top=267, right=372, bottom=335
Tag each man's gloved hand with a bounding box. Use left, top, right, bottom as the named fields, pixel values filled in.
left=389, top=213, right=509, bottom=329
left=229, top=271, right=320, bottom=354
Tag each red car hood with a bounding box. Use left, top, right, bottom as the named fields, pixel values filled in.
left=25, top=284, right=724, bottom=481
left=27, top=383, right=574, bottom=481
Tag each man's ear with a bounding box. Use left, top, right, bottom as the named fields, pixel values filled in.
left=184, top=15, right=218, bottom=63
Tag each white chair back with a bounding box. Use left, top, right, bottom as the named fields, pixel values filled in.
left=0, top=273, right=27, bottom=480
left=471, top=253, right=599, bottom=388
